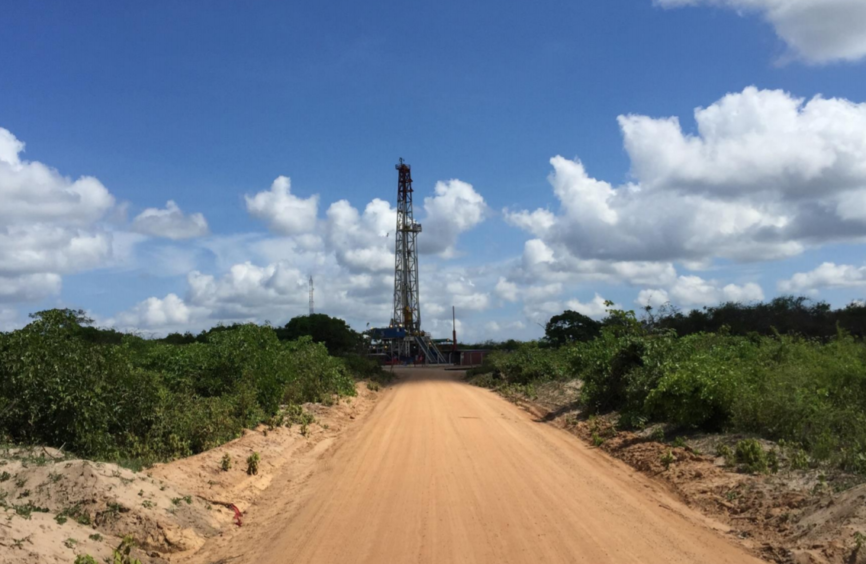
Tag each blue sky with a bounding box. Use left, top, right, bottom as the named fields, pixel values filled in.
left=2, top=0, right=866, bottom=340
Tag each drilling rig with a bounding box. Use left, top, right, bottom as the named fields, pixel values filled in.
left=369, top=159, right=448, bottom=364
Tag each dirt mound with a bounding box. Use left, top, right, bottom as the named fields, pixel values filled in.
left=0, top=447, right=222, bottom=563
left=0, top=381, right=382, bottom=564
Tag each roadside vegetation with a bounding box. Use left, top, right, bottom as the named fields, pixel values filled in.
left=469, top=296, right=866, bottom=475
left=0, top=309, right=384, bottom=467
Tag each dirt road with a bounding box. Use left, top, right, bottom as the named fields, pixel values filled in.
left=187, top=369, right=765, bottom=564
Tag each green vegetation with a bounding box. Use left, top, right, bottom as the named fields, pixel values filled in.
left=470, top=298, right=866, bottom=474
left=276, top=313, right=363, bottom=355
left=544, top=310, right=601, bottom=347
left=735, top=439, right=768, bottom=474
left=661, top=449, right=675, bottom=470
left=75, top=556, right=98, bottom=564
left=113, top=535, right=142, bottom=564
left=220, top=453, right=232, bottom=471
left=246, top=452, right=261, bottom=475
left=0, top=309, right=359, bottom=466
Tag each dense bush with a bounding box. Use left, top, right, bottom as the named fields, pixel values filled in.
left=544, top=310, right=601, bottom=347
left=470, top=304, right=866, bottom=473
left=276, top=314, right=362, bottom=355
left=0, top=309, right=357, bottom=465
left=648, top=295, right=866, bottom=340
left=473, top=343, right=572, bottom=386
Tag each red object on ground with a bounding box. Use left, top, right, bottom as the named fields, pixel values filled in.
left=229, top=503, right=243, bottom=527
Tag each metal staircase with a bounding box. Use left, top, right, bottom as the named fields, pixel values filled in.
left=415, top=334, right=448, bottom=364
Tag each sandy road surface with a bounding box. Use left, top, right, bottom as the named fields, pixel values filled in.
left=188, top=368, right=765, bottom=564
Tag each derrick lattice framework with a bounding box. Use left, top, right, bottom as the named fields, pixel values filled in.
left=392, top=158, right=422, bottom=334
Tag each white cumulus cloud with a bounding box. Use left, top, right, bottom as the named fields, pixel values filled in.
left=419, top=179, right=487, bottom=257
left=507, top=88, right=866, bottom=273
left=131, top=200, right=209, bottom=240
left=116, top=293, right=203, bottom=330
left=245, top=176, right=319, bottom=236
left=655, top=0, right=866, bottom=64
left=779, top=262, right=866, bottom=293
left=0, top=126, right=117, bottom=302
left=565, top=294, right=613, bottom=319
left=669, top=276, right=764, bottom=306
left=636, top=289, right=671, bottom=309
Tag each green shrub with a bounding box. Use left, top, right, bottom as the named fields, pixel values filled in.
left=246, top=452, right=260, bottom=475
left=729, top=334, right=866, bottom=466
left=113, top=535, right=142, bottom=564
left=75, top=556, right=98, bottom=564
left=768, top=449, right=780, bottom=474
left=341, top=354, right=385, bottom=380
left=661, top=449, right=675, bottom=470
left=479, top=344, right=571, bottom=386
left=0, top=310, right=357, bottom=466
left=735, top=439, right=768, bottom=474
left=220, top=453, right=232, bottom=472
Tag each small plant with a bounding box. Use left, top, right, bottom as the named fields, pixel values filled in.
left=58, top=503, right=91, bottom=526
left=75, top=556, right=98, bottom=564
left=65, top=537, right=78, bottom=548
left=113, top=535, right=142, bottom=564
left=55, top=514, right=68, bottom=525
left=183, top=495, right=192, bottom=505
left=661, top=449, right=675, bottom=470
left=789, top=447, right=809, bottom=470
left=735, top=439, right=768, bottom=474
left=246, top=452, right=260, bottom=475
left=725, top=490, right=739, bottom=502
left=650, top=426, right=665, bottom=442
left=171, top=497, right=182, bottom=506
left=48, top=471, right=62, bottom=483
left=853, top=531, right=865, bottom=551
left=0, top=471, right=10, bottom=482
left=672, top=436, right=687, bottom=449
left=89, top=533, right=103, bottom=542
left=11, top=535, right=32, bottom=549
left=13, top=502, right=50, bottom=519
left=592, top=432, right=605, bottom=447
left=220, top=453, right=232, bottom=472
left=366, top=381, right=380, bottom=392
left=618, top=412, right=647, bottom=430
left=767, top=449, right=780, bottom=474
left=141, top=500, right=154, bottom=509
left=267, top=413, right=284, bottom=429
left=812, top=475, right=828, bottom=496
